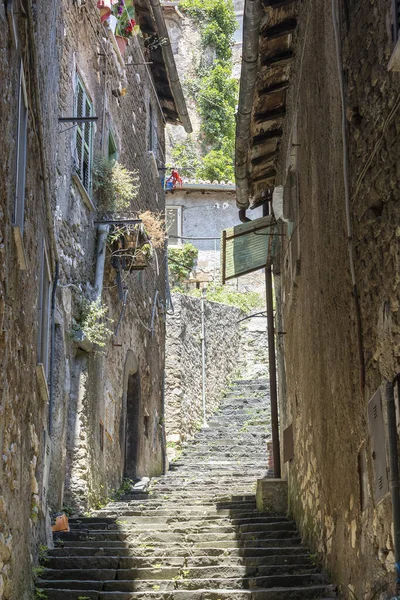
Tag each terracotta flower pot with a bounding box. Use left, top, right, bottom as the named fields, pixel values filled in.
left=97, top=0, right=112, bottom=23
left=115, top=35, right=129, bottom=56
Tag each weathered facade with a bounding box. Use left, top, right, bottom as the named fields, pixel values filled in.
left=166, top=183, right=264, bottom=290
left=236, top=0, right=400, bottom=597
left=1, top=0, right=188, bottom=598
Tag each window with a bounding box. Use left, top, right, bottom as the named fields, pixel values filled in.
left=166, top=206, right=182, bottom=247
left=148, top=102, right=158, bottom=156
left=389, top=0, right=400, bottom=70
left=38, top=244, right=52, bottom=377
left=14, top=61, right=28, bottom=235
left=393, top=0, right=400, bottom=43
left=74, top=76, right=94, bottom=193
left=108, top=132, right=118, bottom=162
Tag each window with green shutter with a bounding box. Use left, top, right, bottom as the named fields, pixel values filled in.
left=74, top=76, right=94, bottom=193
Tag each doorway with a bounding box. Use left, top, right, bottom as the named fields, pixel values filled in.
left=124, top=371, right=141, bottom=479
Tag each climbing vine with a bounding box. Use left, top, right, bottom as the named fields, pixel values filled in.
left=179, top=0, right=237, bottom=61
left=177, top=0, right=238, bottom=182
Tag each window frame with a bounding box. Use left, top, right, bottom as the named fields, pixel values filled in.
left=166, top=205, right=182, bottom=247
left=148, top=101, right=158, bottom=157
left=37, top=242, right=52, bottom=378
left=74, top=74, right=94, bottom=195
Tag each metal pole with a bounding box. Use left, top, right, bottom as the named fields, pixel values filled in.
left=200, top=289, right=208, bottom=427
left=386, top=380, right=400, bottom=596
left=265, top=265, right=281, bottom=478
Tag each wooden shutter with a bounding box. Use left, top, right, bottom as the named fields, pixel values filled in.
left=75, top=77, right=93, bottom=193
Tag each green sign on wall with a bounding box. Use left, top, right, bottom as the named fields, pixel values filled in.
left=221, top=216, right=277, bottom=283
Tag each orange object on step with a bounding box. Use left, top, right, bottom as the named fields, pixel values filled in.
left=52, top=514, right=70, bottom=532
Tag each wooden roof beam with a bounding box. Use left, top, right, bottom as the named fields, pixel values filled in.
left=262, top=0, right=298, bottom=8
left=251, top=150, right=279, bottom=166
left=252, top=128, right=282, bottom=145
left=262, top=50, right=294, bottom=68
left=251, top=168, right=277, bottom=183
left=259, top=80, right=290, bottom=96
left=254, top=106, right=286, bottom=124
left=261, top=19, right=297, bottom=40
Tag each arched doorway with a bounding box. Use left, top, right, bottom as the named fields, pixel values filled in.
left=125, top=371, right=141, bottom=479
left=122, top=351, right=141, bottom=480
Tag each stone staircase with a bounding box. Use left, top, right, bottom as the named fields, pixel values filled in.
left=37, top=379, right=337, bottom=599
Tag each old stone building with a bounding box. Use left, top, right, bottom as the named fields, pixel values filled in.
left=0, top=0, right=189, bottom=598
left=236, top=0, right=400, bottom=597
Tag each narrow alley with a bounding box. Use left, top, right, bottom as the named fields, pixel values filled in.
left=36, top=379, right=336, bottom=600
left=2, top=0, right=400, bottom=599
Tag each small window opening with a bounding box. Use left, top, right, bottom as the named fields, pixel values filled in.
left=38, top=244, right=52, bottom=377
left=144, top=415, right=149, bottom=438
left=74, top=76, right=94, bottom=193
left=100, top=421, right=104, bottom=452
left=108, top=132, right=118, bottom=162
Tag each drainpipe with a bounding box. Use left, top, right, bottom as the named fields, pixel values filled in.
left=386, top=378, right=400, bottom=597
left=263, top=203, right=281, bottom=478
left=48, top=262, right=59, bottom=436
left=235, top=0, right=262, bottom=210
left=200, top=289, right=208, bottom=428
left=94, top=224, right=110, bottom=300
left=239, top=208, right=251, bottom=223
left=148, top=0, right=192, bottom=133
left=265, top=265, right=281, bottom=478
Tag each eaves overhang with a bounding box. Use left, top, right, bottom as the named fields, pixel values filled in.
left=235, top=0, right=298, bottom=210
left=135, top=0, right=192, bottom=131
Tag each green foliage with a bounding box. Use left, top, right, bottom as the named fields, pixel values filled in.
left=32, top=566, right=45, bottom=580
left=93, top=157, right=140, bottom=213
left=34, top=590, right=48, bottom=600
left=179, top=0, right=236, bottom=61
left=171, top=0, right=237, bottom=181
left=189, top=285, right=264, bottom=314
left=196, top=148, right=234, bottom=183
left=196, top=63, right=238, bottom=146
left=168, top=243, right=199, bottom=286
left=71, top=298, right=114, bottom=347
left=38, top=545, right=49, bottom=565
left=169, top=136, right=201, bottom=177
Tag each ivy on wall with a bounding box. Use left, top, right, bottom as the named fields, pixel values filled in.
left=175, top=0, right=238, bottom=183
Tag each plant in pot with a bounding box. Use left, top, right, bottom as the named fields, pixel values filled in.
left=107, top=213, right=165, bottom=272
left=97, top=0, right=119, bottom=23
left=112, top=0, right=141, bottom=55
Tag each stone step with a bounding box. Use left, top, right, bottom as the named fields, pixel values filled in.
left=38, top=572, right=327, bottom=592
left=69, top=516, right=290, bottom=530
left=41, top=584, right=332, bottom=600
left=49, top=546, right=309, bottom=560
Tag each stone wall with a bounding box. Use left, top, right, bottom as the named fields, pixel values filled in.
left=0, top=1, right=61, bottom=597
left=49, top=0, right=168, bottom=514
left=0, top=0, right=176, bottom=596
left=165, top=294, right=269, bottom=458
left=165, top=294, right=243, bottom=449
left=274, top=0, right=400, bottom=597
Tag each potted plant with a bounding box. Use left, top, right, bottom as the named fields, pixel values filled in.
left=97, top=0, right=119, bottom=23
left=112, top=0, right=141, bottom=55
